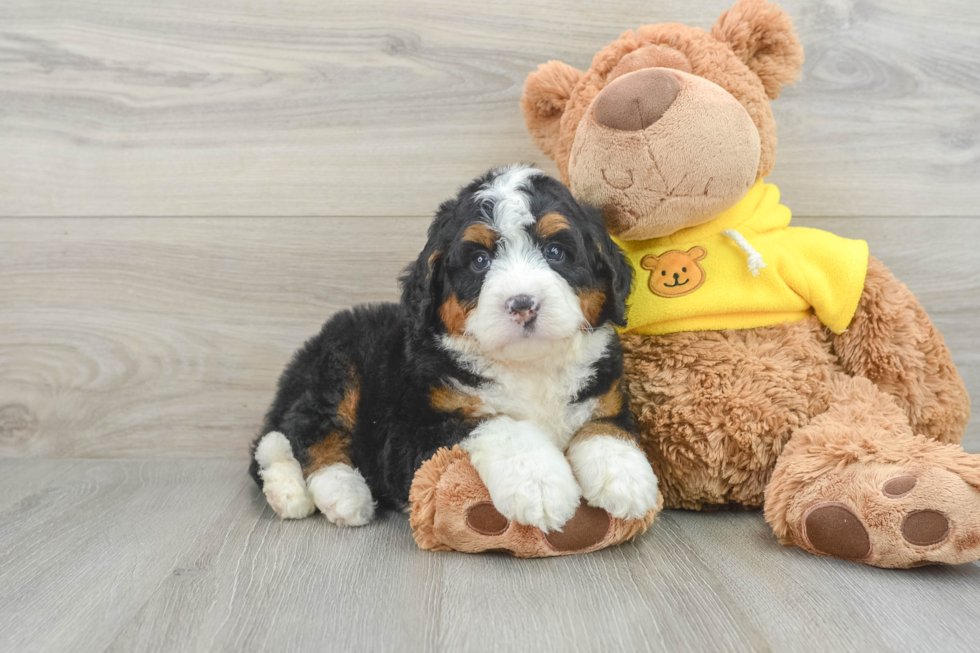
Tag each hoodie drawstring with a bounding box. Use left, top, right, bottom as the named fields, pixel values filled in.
left=721, top=229, right=767, bottom=277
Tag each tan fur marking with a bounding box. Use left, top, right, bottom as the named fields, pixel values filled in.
left=593, top=381, right=624, bottom=419
left=462, top=223, right=497, bottom=249
left=570, top=420, right=633, bottom=446
left=430, top=385, right=483, bottom=419
left=439, top=294, right=473, bottom=336
left=304, top=431, right=352, bottom=476
left=578, top=289, right=606, bottom=326
left=536, top=212, right=570, bottom=238
left=337, top=373, right=360, bottom=430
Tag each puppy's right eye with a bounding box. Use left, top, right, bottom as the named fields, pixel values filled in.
left=470, top=251, right=492, bottom=272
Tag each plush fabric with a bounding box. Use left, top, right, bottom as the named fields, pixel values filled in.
left=614, top=181, right=869, bottom=335
left=521, top=0, right=975, bottom=568
left=568, top=68, right=762, bottom=240
left=409, top=446, right=661, bottom=557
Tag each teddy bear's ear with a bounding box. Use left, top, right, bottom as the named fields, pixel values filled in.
left=711, top=0, right=804, bottom=100
left=521, top=60, right=584, bottom=158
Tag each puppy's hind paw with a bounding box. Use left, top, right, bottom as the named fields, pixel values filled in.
left=255, top=431, right=316, bottom=519
left=308, top=464, right=377, bottom=527
left=263, top=473, right=316, bottom=519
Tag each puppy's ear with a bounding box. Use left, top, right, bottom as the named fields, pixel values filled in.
left=521, top=60, right=584, bottom=158
left=587, top=207, right=633, bottom=327
left=400, top=200, right=453, bottom=338
left=711, top=0, right=804, bottom=100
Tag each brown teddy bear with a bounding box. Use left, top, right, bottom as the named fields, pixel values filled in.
left=517, top=0, right=978, bottom=568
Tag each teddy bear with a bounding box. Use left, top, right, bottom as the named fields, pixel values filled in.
left=514, top=0, right=978, bottom=568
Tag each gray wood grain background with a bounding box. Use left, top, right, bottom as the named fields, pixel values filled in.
left=1, top=0, right=978, bottom=218
left=1, top=0, right=978, bottom=651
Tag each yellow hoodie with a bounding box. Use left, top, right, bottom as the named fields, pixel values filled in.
left=613, top=181, right=869, bottom=336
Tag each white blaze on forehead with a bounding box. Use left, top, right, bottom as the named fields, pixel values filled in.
left=474, top=164, right=543, bottom=234
left=473, top=164, right=544, bottom=273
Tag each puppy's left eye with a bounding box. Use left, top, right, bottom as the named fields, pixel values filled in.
left=543, top=244, right=565, bottom=262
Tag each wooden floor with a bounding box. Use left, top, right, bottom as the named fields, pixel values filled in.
left=2, top=1, right=979, bottom=651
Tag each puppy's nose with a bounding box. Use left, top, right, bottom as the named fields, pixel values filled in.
left=673, top=272, right=679, bottom=279
left=506, top=295, right=539, bottom=325
left=593, top=68, right=681, bottom=131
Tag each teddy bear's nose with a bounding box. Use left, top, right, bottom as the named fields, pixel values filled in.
left=593, top=68, right=681, bottom=131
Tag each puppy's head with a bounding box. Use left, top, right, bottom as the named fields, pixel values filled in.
left=401, top=164, right=632, bottom=361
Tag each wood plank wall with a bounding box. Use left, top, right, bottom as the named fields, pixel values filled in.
left=1, top=0, right=977, bottom=458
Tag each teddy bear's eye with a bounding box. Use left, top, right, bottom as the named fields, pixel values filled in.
left=661, top=271, right=666, bottom=276
left=682, top=267, right=687, bottom=272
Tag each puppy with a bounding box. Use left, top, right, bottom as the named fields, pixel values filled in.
left=249, top=165, right=659, bottom=531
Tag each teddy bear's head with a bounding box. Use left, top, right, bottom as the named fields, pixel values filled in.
left=521, top=0, right=803, bottom=240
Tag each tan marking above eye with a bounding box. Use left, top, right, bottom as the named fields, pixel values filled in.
left=462, top=223, right=497, bottom=249
left=536, top=212, right=570, bottom=238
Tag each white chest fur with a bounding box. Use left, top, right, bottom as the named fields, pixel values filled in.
left=440, top=325, right=613, bottom=450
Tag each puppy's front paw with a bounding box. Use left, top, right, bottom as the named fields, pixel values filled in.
left=482, top=449, right=582, bottom=533
left=569, top=436, right=659, bottom=520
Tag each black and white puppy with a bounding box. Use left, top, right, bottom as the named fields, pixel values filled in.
left=249, top=165, right=659, bottom=531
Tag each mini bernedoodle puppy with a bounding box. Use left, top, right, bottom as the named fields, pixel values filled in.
left=250, top=165, right=659, bottom=532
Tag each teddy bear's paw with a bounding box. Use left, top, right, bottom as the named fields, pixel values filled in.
left=307, top=463, right=376, bottom=527
left=797, top=464, right=980, bottom=568
left=481, top=449, right=582, bottom=533
left=568, top=436, right=660, bottom=520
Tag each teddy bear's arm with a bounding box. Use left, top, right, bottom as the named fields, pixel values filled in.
left=831, top=256, right=970, bottom=443
left=776, top=226, right=869, bottom=334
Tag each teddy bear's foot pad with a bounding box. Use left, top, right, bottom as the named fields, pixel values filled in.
left=464, top=499, right=611, bottom=552
left=543, top=501, right=610, bottom=552
left=795, top=466, right=980, bottom=568
left=802, top=503, right=871, bottom=560
left=466, top=502, right=509, bottom=535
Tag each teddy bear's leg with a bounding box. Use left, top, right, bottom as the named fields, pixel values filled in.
left=408, top=446, right=661, bottom=557
left=832, top=255, right=970, bottom=443
left=765, top=373, right=980, bottom=568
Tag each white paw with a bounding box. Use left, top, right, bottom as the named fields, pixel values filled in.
left=262, top=467, right=316, bottom=519
left=255, top=432, right=316, bottom=519
left=568, top=436, right=659, bottom=520
left=463, top=416, right=582, bottom=532
left=308, top=464, right=377, bottom=527
left=481, top=448, right=582, bottom=532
